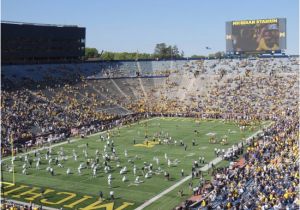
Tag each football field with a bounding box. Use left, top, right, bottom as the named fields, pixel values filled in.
left=1, top=117, right=264, bottom=210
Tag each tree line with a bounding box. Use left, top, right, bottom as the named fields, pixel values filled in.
left=85, top=43, right=226, bottom=60
left=85, top=43, right=184, bottom=60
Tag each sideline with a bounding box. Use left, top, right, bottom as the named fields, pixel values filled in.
left=134, top=158, right=219, bottom=210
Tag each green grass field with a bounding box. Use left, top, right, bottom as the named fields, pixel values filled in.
left=1, top=117, right=263, bottom=210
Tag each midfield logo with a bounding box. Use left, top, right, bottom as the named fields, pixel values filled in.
left=134, top=140, right=160, bottom=148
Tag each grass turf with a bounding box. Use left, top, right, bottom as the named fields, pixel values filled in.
left=1, top=117, right=263, bottom=210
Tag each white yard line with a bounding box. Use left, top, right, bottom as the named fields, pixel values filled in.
left=2, top=117, right=157, bottom=162
left=135, top=121, right=273, bottom=210
left=135, top=156, right=221, bottom=210
left=135, top=175, right=191, bottom=210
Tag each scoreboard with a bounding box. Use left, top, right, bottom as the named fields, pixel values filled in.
left=226, top=18, right=286, bottom=54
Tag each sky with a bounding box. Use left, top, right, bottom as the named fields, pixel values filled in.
left=2, top=0, right=299, bottom=56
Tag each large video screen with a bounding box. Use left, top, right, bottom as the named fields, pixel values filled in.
left=226, top=18, right=286, bottom=53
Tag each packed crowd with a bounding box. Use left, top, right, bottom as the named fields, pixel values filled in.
left=0, top=200, right=42, bottom=210
left=1, top=86, right=117, bottom=154
left=1, top=58, right=298, bottom=150
left=172, top=59, right=299, bottom=209
left=181, top=115, right=299, bottom=210
left=1, top=57, right=299, bottom=209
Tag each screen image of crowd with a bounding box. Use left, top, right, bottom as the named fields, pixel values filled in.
left=1, top=57, right=299, bottom=209
left=232, top=23, right=280, bottom=52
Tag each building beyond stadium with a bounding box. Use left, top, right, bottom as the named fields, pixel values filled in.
left=1, top=21, right=86, bottom=64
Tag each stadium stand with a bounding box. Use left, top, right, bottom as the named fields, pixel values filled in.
left=180, top=118, right=299, bottom=209
left=1, top=57, right=299, bottom=209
